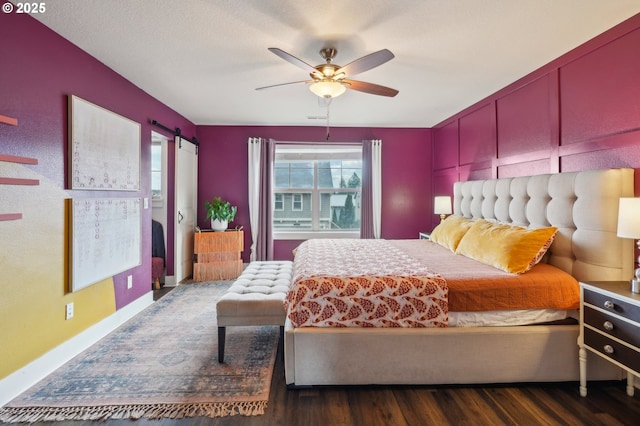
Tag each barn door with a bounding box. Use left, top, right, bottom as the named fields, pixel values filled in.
left=174, top=136, right=197, bottom=283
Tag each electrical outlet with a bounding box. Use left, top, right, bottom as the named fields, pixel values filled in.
left=65, top=303, right=74, bottom=320
left=127, top=275, right=133, bottom=289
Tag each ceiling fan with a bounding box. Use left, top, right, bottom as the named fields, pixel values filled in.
left=256, top=47, right=399, bottom=99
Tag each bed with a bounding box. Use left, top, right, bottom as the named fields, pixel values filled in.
left=284, top=168, right=634, bottom=386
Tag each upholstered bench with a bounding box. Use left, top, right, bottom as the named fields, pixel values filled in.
left=216, top=261, right=293, bottom=362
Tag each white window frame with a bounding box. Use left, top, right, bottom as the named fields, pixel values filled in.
left=151, top=142, right=162, bottom=197
left=273, top=143, right=362, bottom=240
left=150, top=138, right=166, bottom=208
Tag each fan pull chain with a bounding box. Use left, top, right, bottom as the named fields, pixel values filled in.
left=326, top=97, right=331, bottom=140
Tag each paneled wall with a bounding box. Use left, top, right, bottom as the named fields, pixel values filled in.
left=432, top=13, right=640, bottom=225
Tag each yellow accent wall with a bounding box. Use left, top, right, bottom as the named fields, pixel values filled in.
left=0, top=163, right=116, bottom=379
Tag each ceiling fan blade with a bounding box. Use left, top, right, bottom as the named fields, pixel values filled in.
left=343, top=79, right=399, bottom=97
left=336, top=49, right=395, bottom=77
left=268, top=48, right=318, bottom=74
left=256, top=80, right=312, bottom=91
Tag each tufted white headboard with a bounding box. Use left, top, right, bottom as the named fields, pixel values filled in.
left=453, top=169, right=634, bottom=282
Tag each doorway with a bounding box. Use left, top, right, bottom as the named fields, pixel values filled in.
left=151, top=132, right=169, bottom=285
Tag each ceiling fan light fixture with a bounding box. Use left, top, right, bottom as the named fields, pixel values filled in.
left=309, top=80, right=346, bottom=99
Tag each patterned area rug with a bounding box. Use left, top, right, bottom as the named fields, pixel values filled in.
left=0, top=282, right=279, bottom=422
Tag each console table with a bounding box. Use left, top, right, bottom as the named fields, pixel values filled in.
left=193, top=230, right=243, bottom=281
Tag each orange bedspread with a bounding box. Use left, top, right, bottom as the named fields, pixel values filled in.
left=390, top=240, right=580, bottom=312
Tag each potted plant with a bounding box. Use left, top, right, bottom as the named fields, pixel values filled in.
left=205, top=197, right=237, bottom=232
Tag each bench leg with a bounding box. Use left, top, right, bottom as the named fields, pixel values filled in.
left=280, top=326, right=285, bottom=358
left=218, top=326, right=226, bottom=363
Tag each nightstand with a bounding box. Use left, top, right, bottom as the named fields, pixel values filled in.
left=419, top=232, right=430, bottom=240
left=578, top=281, right=640, bottom=397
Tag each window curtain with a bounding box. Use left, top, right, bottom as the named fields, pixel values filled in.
left=360, top=139, right=382, bottom=239
left=248, top=137, right=275, bottom=261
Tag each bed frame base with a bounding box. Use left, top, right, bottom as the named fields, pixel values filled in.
left=284, top=321, right=621, bottom=386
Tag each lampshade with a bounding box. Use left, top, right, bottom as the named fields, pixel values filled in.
left=309, top=80, right=346, bottom=98
left=617, top=197, right=640, bottom=238
left=434, top=196, right=452, bottom=215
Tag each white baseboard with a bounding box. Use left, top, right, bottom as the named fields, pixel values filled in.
left=0, top=292, right=154, bottom=406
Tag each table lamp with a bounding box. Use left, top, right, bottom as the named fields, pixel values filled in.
left=434, top=196, right=452, bottom=222
left=616, top=197, right=640, bottom=293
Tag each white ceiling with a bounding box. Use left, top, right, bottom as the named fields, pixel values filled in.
left=33, top=0, right=640, bottom=128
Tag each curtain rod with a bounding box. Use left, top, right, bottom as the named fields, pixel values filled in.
left=150, top=120, right=199, bottom=146
left=275, top=140, right=362, bottom=146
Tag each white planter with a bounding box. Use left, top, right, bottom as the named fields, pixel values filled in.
left=211, top=219, right=228, bottom=232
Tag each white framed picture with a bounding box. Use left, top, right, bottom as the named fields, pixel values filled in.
left=70, top=198, right=142, bottom=292
left=69, top=95, right=141, bottom=191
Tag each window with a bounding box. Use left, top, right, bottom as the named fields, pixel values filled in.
left=274, top=193, right=284, bottom=211
left=292, top=194, right=303, bottom=211
left=273, top=144, right=362, bottom=238
left=151, top=143, right=162, bottom=199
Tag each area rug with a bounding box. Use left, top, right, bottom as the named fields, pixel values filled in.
left=0, top=282, right=279, bottom=422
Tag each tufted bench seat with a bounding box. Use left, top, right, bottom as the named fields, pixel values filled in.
left=216, top=261, right=293, bottom=362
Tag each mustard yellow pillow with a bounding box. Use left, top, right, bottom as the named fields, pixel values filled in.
left=455, top=219, right=558, bottom=274
left=429, top=215, right=474, bottom=252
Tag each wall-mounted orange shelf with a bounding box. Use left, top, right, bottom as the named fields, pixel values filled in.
left=0, top=115, right=18, bottom=126
left=0, top=154, right=38, bottom=165
left=1, top=151, right=38, bottom=222
left=0, top=177, right=39, bottom=185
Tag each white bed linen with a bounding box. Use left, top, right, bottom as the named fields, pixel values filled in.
left=449, top=308, right=576, bottom=327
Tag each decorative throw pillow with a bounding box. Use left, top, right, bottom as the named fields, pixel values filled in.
left=429, top=215, right=474, bottom=252
left=455, top=219, right=558, bottom=274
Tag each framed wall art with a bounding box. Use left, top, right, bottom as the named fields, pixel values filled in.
left=69, top=95, right=141, bottom=191
left=70, top=197, right=142, bottom=292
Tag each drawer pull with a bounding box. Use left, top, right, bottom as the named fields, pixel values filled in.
left=604, top=344, right=614, bottom=354
left=604, top=300, right=615, bottom=309
left=603, top=321, right=614, bottom=331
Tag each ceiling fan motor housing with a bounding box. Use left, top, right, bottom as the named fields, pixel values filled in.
left=312, top=63, right=341, bottom=80
left=320, top=48, right=338, bottom=62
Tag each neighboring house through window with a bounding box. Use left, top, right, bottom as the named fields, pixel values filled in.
left=273, top=143, right=362, bottom=239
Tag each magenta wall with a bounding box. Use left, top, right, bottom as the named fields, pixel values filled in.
left=1, top=14, right=195, bottom=309
left=195, top=126, right=432, bottom=261
left=11, top=9, right=635, bottom=288
left=432, top=13, right=640, bottom=201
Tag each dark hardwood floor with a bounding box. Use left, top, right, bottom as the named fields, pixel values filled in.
left=153, top=284, right=174, bottom=301
left=18, top=285, right=640, bottom=425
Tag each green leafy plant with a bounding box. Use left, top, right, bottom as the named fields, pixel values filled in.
left=205, top=197, right=237, bottom=222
